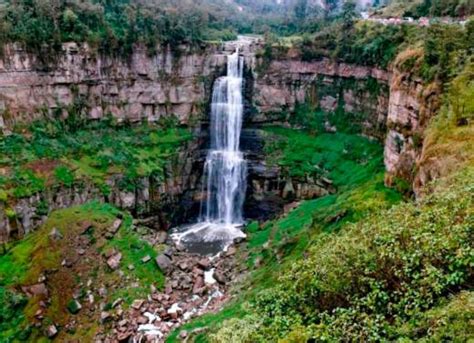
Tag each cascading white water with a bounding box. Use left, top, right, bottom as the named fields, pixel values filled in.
left=171, top=49, right=247, bottom=255
left=203, top=50, right=247, bottom=225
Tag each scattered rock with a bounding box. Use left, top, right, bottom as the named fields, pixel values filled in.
left=137, top=316, right=148, bottom=324
left=45, top=325, right=58, bottom=338
left=178, top=261, right=190, bottom=271
left=117, top=332, right=131, bottom=342
left=163, top=246, right=174, bottom=258
left=103, top=248, right=117, bottom=259
left=214, top=271, right=226, bottom=284
left=112, top=298, right=123, bottom=308
left=98, top=287, right=108, bottom=297
left=128, top=264, right=135, bottom=270
left=27, top=283, right=48, bottom=297
left=141, top=255, right=151, bottom=263
left=197, top=258, right=210, bottom=269
left=107, top=252, right=122, bottom=270
left=49, top=228, right=63, bottom=241
left=225, top=246, right=237, bottom=256
left=321, top=177, right=333, bottom=185
left=192, top=266, right=204, bottom=276
left=100, top=311, right=111, bottom=324
left=131, top=299, right=145, bottom=310
left=193, top=276, right=205, bottom=294
left=324, top=120, right=337, bottom=133
left=109, top=219, right=122, bottom=234
left=155, top=254, right=172, bottom=273
left=156, top=231, right=168, bottom=244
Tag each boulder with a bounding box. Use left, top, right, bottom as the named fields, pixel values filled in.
left=155, top=254, right=172, bottom=273
left=67, top=300, right=82, bottom=314
left=28, top=283, right=48, bottom=297
left=107, top=252, right=122, bottom=270
left=107, top=253, right=122, bottom=270
left=45, top=325, right=58, bottom=338
left=48, top=228, right=63, bottom=241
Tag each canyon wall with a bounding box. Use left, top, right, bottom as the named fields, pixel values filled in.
left=383, top=66, right=441, bottom=191
left=0, top=43, right=228, bottom=130
left=251, top=57, right=391, bottom=139
left=0, top=39, right=443, bottom=240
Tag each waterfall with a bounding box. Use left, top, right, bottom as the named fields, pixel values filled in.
left=202, top=50, right=247, bottom=225
left=172, top=49, right=247, bottom=255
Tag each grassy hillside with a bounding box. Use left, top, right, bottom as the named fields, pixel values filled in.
left=0, top=201, right=164, bottom=342
left=210, top=165, right=473, bottom=342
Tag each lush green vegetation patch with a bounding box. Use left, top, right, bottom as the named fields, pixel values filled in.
left=0, top=120, right=192, bottom=202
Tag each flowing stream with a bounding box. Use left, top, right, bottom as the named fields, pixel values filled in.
left=172, top=49, right=247, bottom=255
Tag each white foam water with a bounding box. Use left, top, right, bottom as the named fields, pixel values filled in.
left=172, top=48, right=247, bottom=255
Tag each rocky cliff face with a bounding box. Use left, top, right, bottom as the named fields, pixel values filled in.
left=251, top=57, right=390, bottom=139
left=0, top=43, right=229, bottom=131
left=383, top=67, right=441, bottom=191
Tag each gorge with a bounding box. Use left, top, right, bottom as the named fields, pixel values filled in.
left=0, top=1, right=472, bottom=342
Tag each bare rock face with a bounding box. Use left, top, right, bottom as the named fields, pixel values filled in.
left=383, top=68, right=441, bottom=191
left=252, top=57, right=390, bottom=140
left=0, top=42, right=228, bottom=130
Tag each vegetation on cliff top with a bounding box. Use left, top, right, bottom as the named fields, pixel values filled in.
left=0, top=0, right=242, bottom=55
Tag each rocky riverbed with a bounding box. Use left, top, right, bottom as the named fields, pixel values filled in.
left=96, top=224, right=246, bottom=342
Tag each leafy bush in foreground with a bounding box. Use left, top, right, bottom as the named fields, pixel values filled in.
left=211, top=168, right=473, bottom=342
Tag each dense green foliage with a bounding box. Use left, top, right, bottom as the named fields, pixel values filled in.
left=0, top=287, right=29, bottom=341
left=263, top=126, right=383, bottom=188
left=262, top=12, right=472, bottom=75
left=0, top=0, right=242, bottom=55
left=211, top=168, right=473, bottom=342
